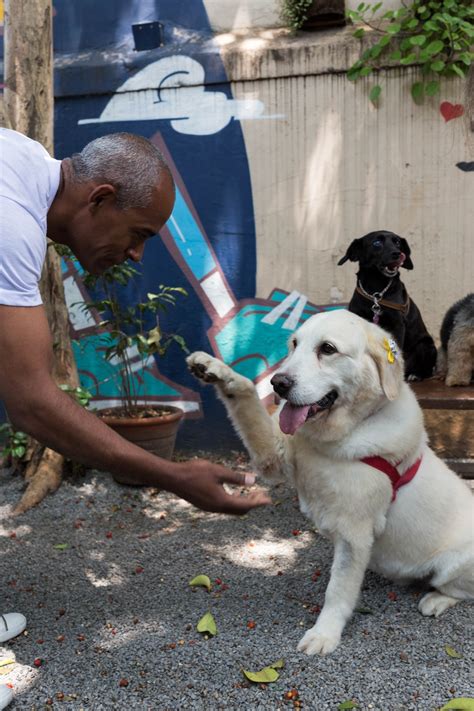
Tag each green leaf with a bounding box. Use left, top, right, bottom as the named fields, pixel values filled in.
left=353, top=28, right=366, bottom=38
left=431, top=59, right=445, bottom=71
left=338, top=702, right=359, bottom=710
left=355, top=606, right=374, bottom=614
left=409, top=35, right=427, bottom=46
left=53, top=543, right=69, bottom=551
left=406, top=18, right=419, bottom=29
left=387, top=22, right=402, bottom=33
left=451, top=63, right=465, bottom=77
left=411, top=81, right=425, bottom=101
left=270, top=658, right=285, bottom=669
left=359, top=66, right=373, bottom=76
left=379, top=35, right=391, bottom=46
left=242, top=666, right=280, bottom=684
left=445, top=645, right=463, bottom=658
left=425, top=39, right=445, bottom=55
left=440, top=700, right=474, bottom=711
left=196, top=611, right=217, bottom=636
left=425, top=80, right=440, bottom=95
left=369, top=84, right=382, bottom=103
left=189, top=575, right=212, bottom=592
left=390, top=50, right=402, bottom=60
left=400, top=53, right=417, bottom=65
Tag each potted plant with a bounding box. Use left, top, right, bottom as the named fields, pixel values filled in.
left=77, top=260, right=188, bottom=460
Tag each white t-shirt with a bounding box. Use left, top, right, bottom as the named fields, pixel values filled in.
left=0, top=128, right=61, bottom=306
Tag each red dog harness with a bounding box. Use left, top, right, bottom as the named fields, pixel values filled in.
left=361, top=456, right=422, bottom=501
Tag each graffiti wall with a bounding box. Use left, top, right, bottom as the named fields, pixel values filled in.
left=51, top=0, right=346, bottom=450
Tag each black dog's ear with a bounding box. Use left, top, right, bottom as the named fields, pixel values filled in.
left=399, top=237, right=414, bottom=269
left=338, top=238, right=363, bottom=265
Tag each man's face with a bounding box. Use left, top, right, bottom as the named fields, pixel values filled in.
left=69, top=174, right=175, bottom=275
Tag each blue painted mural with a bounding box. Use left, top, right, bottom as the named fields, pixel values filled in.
left=1, top=0, right=344, bottom=448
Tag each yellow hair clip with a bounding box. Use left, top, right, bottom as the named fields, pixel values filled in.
left=383, top=337, right=399, bottom=364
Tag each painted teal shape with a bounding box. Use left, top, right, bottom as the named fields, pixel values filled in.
left=215, top=297, right=345, bottom=380
left=72, top=334, right=181, bottom=398
left=166, top=186, right=217, bottom=281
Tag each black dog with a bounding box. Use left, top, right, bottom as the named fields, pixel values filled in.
left=338, top=230, right=437, bottom=380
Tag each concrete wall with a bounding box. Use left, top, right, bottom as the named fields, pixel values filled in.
left=219, top=29, right=473, bottom=340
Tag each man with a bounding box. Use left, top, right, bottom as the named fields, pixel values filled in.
left=0, top=129, right=270, bottom=706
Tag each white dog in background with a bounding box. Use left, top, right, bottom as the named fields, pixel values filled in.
left=187, top=310, right=474, bottom=656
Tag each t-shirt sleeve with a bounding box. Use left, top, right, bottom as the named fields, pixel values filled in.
left=0, top=199, right=46, bottom=307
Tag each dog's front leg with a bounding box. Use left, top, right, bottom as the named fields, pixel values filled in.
left=187, top=352, right=292, bottom=482
left=297, top=530, right=373, bottom=655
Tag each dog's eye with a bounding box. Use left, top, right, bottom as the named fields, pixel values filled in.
left=319, top=342, right=337, bottom=355
left=393, top=237, right=400, bottom=246
left=372, top=239, right=383, bottom=249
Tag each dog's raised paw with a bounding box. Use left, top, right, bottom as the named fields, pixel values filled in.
left=418, top=591, right=459, bottom=617
left=186, top=352, right=228, bottom=384
left=297, top=627, right=340, bottom=656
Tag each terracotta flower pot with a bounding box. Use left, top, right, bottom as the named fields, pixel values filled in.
left=100, top=405, right=184, bottom=460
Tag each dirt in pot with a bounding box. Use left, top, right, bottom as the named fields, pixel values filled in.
left=99, top=407, right=173, bottom=420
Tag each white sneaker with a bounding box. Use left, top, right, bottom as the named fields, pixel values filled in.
left=0, top=685, right=13, bottom=710
left=0, top=613, right=26, bottom=644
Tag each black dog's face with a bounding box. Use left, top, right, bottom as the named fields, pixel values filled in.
left=338, top=231, right=414, bottom=276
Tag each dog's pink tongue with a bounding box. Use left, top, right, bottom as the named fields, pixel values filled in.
left=279, top=403, right=311, bottom=435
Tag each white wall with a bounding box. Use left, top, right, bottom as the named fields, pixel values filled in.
left=204, top=0, right=404, bottom=31
left=218, top=30, right=473, bottom=340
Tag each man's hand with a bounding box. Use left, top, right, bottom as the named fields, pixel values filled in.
left=171, top=459, right=271, bottom=515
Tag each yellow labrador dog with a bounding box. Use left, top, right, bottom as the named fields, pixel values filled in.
left=187, top=310, right=473, bottom=656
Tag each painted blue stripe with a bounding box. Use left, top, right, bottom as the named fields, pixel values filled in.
left=166, top=186, right=216, bottom=281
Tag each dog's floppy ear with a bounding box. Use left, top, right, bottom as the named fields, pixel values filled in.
left=399, top=238, right=414, bottom=269
left=367, top=330, right=404, bottom=401
left=338, top=238, right=363, bottom=266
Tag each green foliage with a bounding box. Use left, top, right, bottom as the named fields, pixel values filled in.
left=347, top=0, right=474, bottom=103
left=0, top=385, right=92, bottom=465
left=0, top=424, right=28, bottom=462
left=280, top=0, right=313, bottom=30
left=79, top=262, right=188, bottom=414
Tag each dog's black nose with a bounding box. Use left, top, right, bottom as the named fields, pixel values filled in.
left=271, top=373, right=294, bottom=397
left=391, top=250, right=401, bottom=260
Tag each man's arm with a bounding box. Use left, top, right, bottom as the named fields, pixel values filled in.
left=0, top=305, right=270, bottom=514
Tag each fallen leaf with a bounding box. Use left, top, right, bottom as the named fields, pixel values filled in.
left=53, top=543, right=69, bottom=551
left=189, top=575, right=212, bottom=592
left=270, top=659, right=285, bottom=669
left=445, top=645, right=463, bottom=659
left=118, top=678, right=129, bottom=688
left=355, top=607, right=373, bottom=615
left=196, top=612, right=217, bottom=637
left=338, top=702, right=359, bottom=710
left=243, top=666, right=279, bottom=684
left=440, top=700, right=474, bottom=711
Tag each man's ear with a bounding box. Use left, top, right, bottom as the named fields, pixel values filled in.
left=399, top=237, right=414, bottom=269
left=88, top=184, right=117, bottom=210
left=367, top=330, right=404, bottom=401
left=338, top=238, right=363, bottom=266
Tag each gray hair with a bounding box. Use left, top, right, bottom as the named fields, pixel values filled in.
left=70, top=133, right=173, bottom=210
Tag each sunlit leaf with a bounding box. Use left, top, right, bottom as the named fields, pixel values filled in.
left=189, top=575, right=212, bottom=592
left=338, top=701, right=359, bottom=710
left=53, top=543, right=69, bottom=551
left=270, top=658, right=285, bottom=669
left=445, top=645, right=463, bottom=658
left=440, top=700, right=474, bottom=711
left=242, top=666, right=280, bottom=683
left=196, top=612, right=217, bottom=636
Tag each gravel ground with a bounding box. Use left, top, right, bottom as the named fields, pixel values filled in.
left=0, top=451, right=472, bottom=711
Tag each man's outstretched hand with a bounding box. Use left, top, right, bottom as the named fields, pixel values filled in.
left=172, top=459, right=271, bottom=515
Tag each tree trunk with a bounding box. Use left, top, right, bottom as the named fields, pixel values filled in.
left=3, top=0, right=80, bottom=513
